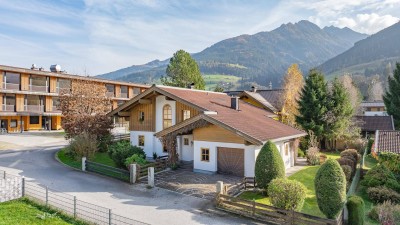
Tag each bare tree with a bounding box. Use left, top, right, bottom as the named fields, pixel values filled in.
left=368, top=76, right=384, bottom=101
left=339, top=74, right=362, bottom=115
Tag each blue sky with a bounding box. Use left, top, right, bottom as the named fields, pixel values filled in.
left=0, top=0, right=399, bottom=75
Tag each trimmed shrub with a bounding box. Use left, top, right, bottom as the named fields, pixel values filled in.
left=341, top=165, right=352, bottom=182
left=125, top=154, right=147, bottom=167
left=108, top=140, right=146, bottom=168
left=255, top=141, right=285, bottom=189
left=367, top=138, right=374, bottom=154
left=306, top=147, right=320, bottom=165
left=341, top=149, right=360, bottom=162
left=367, top=186, right=400, bottom=204
left=360, top=164, right=400, bottom=192
left=97, top=133, right=113, bottom=153
left=337, top=157, right=356, bottom=174
left=268, top=178, right=307, bottom=211
left=379, top=152, right=400, bottom=175
left=297, top=149, right=305, bottom=158
left=369, top=201, right=400, bottom=224
left=347, top=195, right=365, bottom=225
left=69, top=132, right=98, bottom=159
left=315, top=159, right=346, bottom=219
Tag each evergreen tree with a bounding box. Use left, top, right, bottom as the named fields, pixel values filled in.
left=383, top=62, right=400, bottom=129
left=161, top=50, right=205, bottom=90
left=295, top=69, right=328, bottom=141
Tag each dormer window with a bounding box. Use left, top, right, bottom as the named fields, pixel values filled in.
left=163, top=104, right=172, bottom=129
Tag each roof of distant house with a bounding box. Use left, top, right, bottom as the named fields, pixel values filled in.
left=110, top=85, right=305, bottom=145
left=375, top=130, right=400, bottom=154
left=355, top=115, right=394, bottom=132
left=226, top=89, right=285, bottom=112
left=360, top=101, right=385, bottom=108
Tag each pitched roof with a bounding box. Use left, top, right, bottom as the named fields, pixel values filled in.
left=355, top=116, right=394, bottom=132
left=360, top=101, right=385, bottom=108
left=376, top=130, right=400, bottom=154
left=110, top=85, right=306, bottom=145
left=228, top=89, right=285, bottom=112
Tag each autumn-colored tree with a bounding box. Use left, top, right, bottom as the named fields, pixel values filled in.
left=280, top=64, right=304, bottom=126
left=59, top=79, right=113, bottom=140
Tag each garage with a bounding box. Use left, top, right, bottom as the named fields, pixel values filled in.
left=217, top=147, right=244, bottom=177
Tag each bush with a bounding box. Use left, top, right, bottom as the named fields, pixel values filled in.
left=97, top=133, right=113, bottom=153
left=367, top=139, right=374, bottom=154
left=306, top=147, right=320, bottom=165
left=337, top=157, right=356, bottom=174
left=341, top=149, right=360, bottom=162
left=69, top=132, right=98, bottom=159
left=255, top=141, right=285, bottom=189
left=379, top=152, right=400, bottom=175
left=108, top=141, right=146, bottom=168
left=369, top=201, right=400, bottom=224
left=268, top=178, right=307, bottom=211
left=367, top=186, right=400, bottom=204
left=297, top=149, right=305, bottom=158
left=153, top=152, right=158, bottom=160
left=361, top=164, right=400, bottom=192
left=125, top=154, right=147, bottom=167
left=347, top=195, right=365, bottom=225
left=341, top=165, right=352, bottom=182
left=315, top=159, right=346, bottom=219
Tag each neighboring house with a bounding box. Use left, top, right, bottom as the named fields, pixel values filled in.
left=373, top=130, right=400, bottom=155
left=108, top=85, right=306, bottom=177
left=355, top=115, right=395, bottom=137
left=0, top=64, right=148, bottom=132
left=360, top=101, right=387, bottom=116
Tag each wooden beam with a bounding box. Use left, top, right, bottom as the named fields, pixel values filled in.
left=118, top=111, right=131, bottom=117
left=139, top=99, right=152, bottom=104
left=165, top=96, right=175, bottom=101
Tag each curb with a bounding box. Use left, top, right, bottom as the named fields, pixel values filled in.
left=54, top=149, right=82, bottom=172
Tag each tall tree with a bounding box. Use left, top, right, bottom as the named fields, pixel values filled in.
left=339, top=74, right=362, bottom=114
left=161, top=50, right=205, bottom=90
left=367, top=76, right=384, bottom=101
left=296, top=69, right=327, bottom=142
left=383, top=62, right=400, bottom=129
left=280, top=64, right=304, bottom=126
left=324, top=78, right=355, bottom=149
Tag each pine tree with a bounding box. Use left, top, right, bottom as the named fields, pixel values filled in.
left=295, top=69, right=327, bottom=141
left=161, top=50, right=205, bottom=90
left=383, top=62, right=400, bottom=129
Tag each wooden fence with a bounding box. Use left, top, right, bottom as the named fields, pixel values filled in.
left=217, top=194, right=342, bottom=225
left=137, top=159, right=168, bottom=178
left=86, top=161, right=130, bottom=182
left=112, top=134, right=130, bottom=141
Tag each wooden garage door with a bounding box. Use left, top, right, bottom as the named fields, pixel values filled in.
left=217, top=147, right=244, bottom=177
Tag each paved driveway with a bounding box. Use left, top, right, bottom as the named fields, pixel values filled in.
left=141, top=163, right=242, bottom=200
left=0, top=133, right=262, bottom=225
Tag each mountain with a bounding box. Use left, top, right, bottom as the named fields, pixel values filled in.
left=319, top=22, right=400, bottom=77
left=98, top=20, right=367, bottom=88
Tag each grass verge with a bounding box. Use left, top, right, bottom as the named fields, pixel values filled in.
left=57, top=148, right=117, bottom=170
left=0, top=198, right=87, bottom=225
left=363, top=154, right=378, bottom=170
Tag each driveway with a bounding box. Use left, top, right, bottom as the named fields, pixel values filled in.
left=141, top=163, right=242, bottom=200
left=0, top=133, right=262, bottom=225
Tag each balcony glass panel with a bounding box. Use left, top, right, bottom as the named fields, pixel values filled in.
left=2, top=105, right=15, bottom=111
left=3, top=72, right=20, bottom=90
left=120, top=86, right=128, bottom=98
left=52, top=97, right=61, bottom=112
left=25, top=105, right=44, bottom=112
left=106, top=84, right=115, bottom=97
left=30, top=75, right=48, bottom=92
left=57, top=79, right=71, bottom=93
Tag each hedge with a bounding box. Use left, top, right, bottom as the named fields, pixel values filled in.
left=347, top=195, right=365, bottom=225
left=255, top=141, right=285, bottom=189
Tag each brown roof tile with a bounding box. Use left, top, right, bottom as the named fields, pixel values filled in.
left=355, top=116, right=394, bottom=132
left=376, top=130, right=400, bottom=154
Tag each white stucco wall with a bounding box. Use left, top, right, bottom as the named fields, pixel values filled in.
left=155, top=96, right=176, bottom=132
left=130, top=131, right=165, bottom=158
left=180, top=135, right=194, bottom=161
left=275, top=140, right=293, bottom=169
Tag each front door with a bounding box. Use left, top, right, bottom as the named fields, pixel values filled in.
left=181, top=135, right=194, bottom=161
left=217, top=147, right=244, bottom=177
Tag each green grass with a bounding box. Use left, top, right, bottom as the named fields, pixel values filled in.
left=203, top=74, right=241, bottom=91
left=57, top=149, right=116, bottom=169
left=363, top=155, right=378, bottom=170
left=0, top=198, right=87, bottom=225
left=239, top=152, right=341, bottom=218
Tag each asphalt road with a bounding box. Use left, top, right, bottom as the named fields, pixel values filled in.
left=0, top=133, right=261, bottom=225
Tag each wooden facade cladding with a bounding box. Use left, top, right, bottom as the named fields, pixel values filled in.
left=0, top=94, right=2, bottom=110
left=112, top=100, right=118, bottom=110
left=193, top=124, right=245, bottom=144
left=45, top=96, right=52, bottom=112
left=20, top=74, right=29, bottom=91
left=49, top=77, right=57, bottom=93
left=176, top=101, right=199, bottom=124
left=115, top=85, right=121, bottom=98
left=128, top=87, right=134, bottom=98
left=0, top=72, right=3, bottom=88
left=15, top=94, right=24, bottom=112
left=130, top=98, right=155, bottom=132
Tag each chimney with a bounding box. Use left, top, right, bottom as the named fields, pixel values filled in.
left=251, top=86, right=257, bottom=92
left=231, top=96, right=239, bottom=110
left=188, top=83, right=195, bottom=89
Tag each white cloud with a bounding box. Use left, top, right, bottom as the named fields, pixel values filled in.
left=332, top=13, right=399, bottom=34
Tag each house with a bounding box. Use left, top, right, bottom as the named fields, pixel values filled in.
left=355, top=115, right=395, bottom=137
left=108, top=85, right=306, bottom=177
left=373, top=130, right=400, bottom=155
left=360, top=101, right=387, bottom=116
left=0, top=64, right=148, bottom=132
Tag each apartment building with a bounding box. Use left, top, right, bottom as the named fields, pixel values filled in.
left=0, top=65, right=148, bottom=133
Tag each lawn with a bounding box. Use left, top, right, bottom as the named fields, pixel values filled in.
left=239, top=152, right=340, bottom=218
left=57, top=148, right=116, bottom=169
left=203, top=74, right=241, bottom=91
left=354, top=185, right=379, bottom=225
left=0, top=198, right=86, bottom=225
left=363, top=154, right=378, bottom=170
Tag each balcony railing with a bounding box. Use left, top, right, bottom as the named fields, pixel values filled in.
left=52, top=106, right=61, bottom=112
left=2, top=83, right=20, bottom=90
left=56, top=87, right=70, bottom=94
left=2, top=105, right=15, bottom=112
left=120, top=93, right=128, bottom=98
left=29, top=85, right=48, bottom=93
left=24, top=105, right=44, bottom=112
left=106, top=92, right=115, bottom=97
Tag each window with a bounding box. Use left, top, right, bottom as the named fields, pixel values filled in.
left=138, top=135, right=145, bottom=146
left=163, top=104, right=172, bottom=129
left=284, top=143, right=289, bottom=156
left=30, top=116, right=40, bottom=125
left=139, top=111, right=145, bottom=121
left=133, top=87, right=141, bottom=95
left=183, top=110, right=191, bottom=121
left=10, top=120, right=17, bottom=128
left=184, top=138, right=189, bottom=145
left=201, top=148, right=210, bottom=162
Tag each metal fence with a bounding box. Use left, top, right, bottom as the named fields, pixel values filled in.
left=0, top=170, right=148, bottom=225
left=86, top=161, right=130, bottom=182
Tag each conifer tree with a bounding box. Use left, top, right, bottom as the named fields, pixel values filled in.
left=383, top=62, right=400, bottom=129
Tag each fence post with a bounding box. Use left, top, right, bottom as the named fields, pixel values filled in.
left=45, top=186, right=48, bottom=206
left=130, top=164, right=137, bottom=184
left=21, top=177, right=25, bottom=197
left=148, top=167, right=154, bottom=187
left=73, top=196, right=77, bottom=218
left=252, top=200, right=255, bottom=216
left=216, top=181, right=224, bottom=195
left=109, top=209, right=112, bottom=225
left=82, top=157, right=86, bottom=171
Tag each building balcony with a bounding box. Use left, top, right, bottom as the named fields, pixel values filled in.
left=2, top=83, right=20, bottom=90
left=106, top=92, right=115, bottom=98
left=24, top=105, right=44, bottom=112
left=120, top=93, right=128, bottom=98
left=56, top=87, right=70, bottom=94
left=52, top=106, right=62, bottom=112
left=29, top=85, right=48, bottom=93
left=2, top=104, right=15, bottom=112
